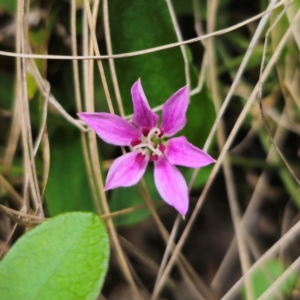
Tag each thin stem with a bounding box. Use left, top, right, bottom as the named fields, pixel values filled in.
left=0, top=1, right=287, bottom=60
left=152, top=10, right=298, bottom=296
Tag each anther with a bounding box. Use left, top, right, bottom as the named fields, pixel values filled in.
left=142, top=128, right=150, bottom=137
left=158, top=144, right=166, bottom=153
left=150, top=154, right=158, bottom=161
left=135, top=153, right=146, bottom=164
left=158, top=128, right=164, bottom=138
left=130, top=139, right=142, bottom=147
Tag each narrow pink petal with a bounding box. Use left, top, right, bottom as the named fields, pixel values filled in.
left=166, top=136, right=216, bottom=168
left=161, top=86, right=189, bottom=137
left=105, top=152, right=149, bottom=190
left=131, top=79, right=159, bottom=129
left=154, top=156, right=188, bottom=216
left=79, top=112, right=141, bottom=146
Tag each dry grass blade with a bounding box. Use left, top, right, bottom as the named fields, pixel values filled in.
left=83, top=0, right=114, bottom=114
left=2, top=96, right=21, bottom=175
left=33, top=81, right=50, bottom=156
left=103, top=0, right=125, bottom=117
left=206, top=0, right=254, bottom=298
left=258, top=257, right=300, bottom=300
left=165, top=0, right=190, bottom=88
left=81, top=2, right=142, bottom=297
left=152, top=214, right=181, bottom=300
left=41, top=131, right=50, bottom=197
left=257, top=2, right=300, bottom=185
left=189, top=0, right=281, bottom=190
left=0, top=174, right=23, bottom=208
left=0, top=0, right=287, bottom=61
left=0, top=205, right=45, bottom=227
left=222, top=218, right=300, bottom=300
left=151, top=6, right=299, bottom=295
left=70, top=0, right=102, bottom=216
left=214, top=8, right=300, bottom=298
left=257, top=256, right=300, bottom=300
left=17, top=0, right=43, bottom=216
left=27, top=58, right=87, bottom=131
left=138, top=181, right=215, bottom=300
left=118, top=235, right=170, bottom=283
left=71, top=0, right=83, bottom=114
left=212, top=107, right=292, bottom=295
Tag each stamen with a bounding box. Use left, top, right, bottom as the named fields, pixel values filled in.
left=147, top=127, right=160, bottom=139
left=130, top=139, right=142, bottom=147
left=147, top=127, right=163, bottom=156
left=150, top=144, right=162, bottom=156
left=132, top=127, right=164, bottom=157
left=158, top=128, right=164, bottom=138
left=142, top=128, right=150, bottom=137
left=135, top=153, right=146, bottom=164
left=133, top=142, right=149, bottom=151
left=158, top=144, right=166, bottom=153
left=150, top=154, right=158, bottom=161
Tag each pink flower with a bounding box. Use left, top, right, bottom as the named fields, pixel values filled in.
left=79, top=79, right=215, bottom=216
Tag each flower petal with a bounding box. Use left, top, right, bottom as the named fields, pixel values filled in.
left=154, top=156, right=188, bottom=216
left=105, top=152, right=149, bottom=190
left=131, top=79, right=159, bottom=129
left=79, top=112, right=141, bottom=146
left=166, top=136, right=216, bottom=168
left=161, top=86, right=189, bottom=137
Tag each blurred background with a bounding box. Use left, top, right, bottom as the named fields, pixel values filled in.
left=0, top=0, right=300, bottom=299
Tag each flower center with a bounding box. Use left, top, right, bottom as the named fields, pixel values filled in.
left=131, top=127, right=166, bottom=161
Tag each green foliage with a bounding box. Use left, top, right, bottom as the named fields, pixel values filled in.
left=45, top=138, right=96, bottom=216
left=171, top=0, right=195, bottom=16
left=0, top=212, right=110, bottom=300
left=0, top=0, right=16, bottom=14
left=242, top=259, right=297, bottom=300
left=109, top=0, right=186, bottom=114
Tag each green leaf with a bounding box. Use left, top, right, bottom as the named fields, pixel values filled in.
left=45, top=138, right=96, bottom=216
left=108, top=3, right=215, bottom=164
left=171, top=0, right=194, bottom=16
left=109, top=0, right=186, bottom=114
left=0, top=212, right=110, bottom=300
left=242, top=259, right=297, bottom=300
